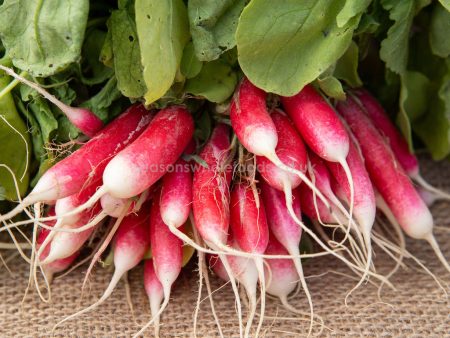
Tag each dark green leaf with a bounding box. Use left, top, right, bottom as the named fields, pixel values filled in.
left=0, top=0, right=89, bottom=76
left=236, top=0, right=360, bottom=96
left=110, top=8, right=146, bottom=98
left=80, top=29, right=114, bottom=85
left=379, top=0, right=430, bottom=75
left=188, top=0, right=246, bottom=61
left=82, top=76, right=122, bottom=122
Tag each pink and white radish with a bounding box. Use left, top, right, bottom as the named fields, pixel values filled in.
left=192, top=124, right=244, bottom=337
left=143, top=259, right=164, bottom=338
left=0, top=104, right=152, bottom=222
left=230, top=182, right=269, bottom=337
left=135, top=193, right=183, bottom=337
left=0, top=65, right=103, bottom=137
left=281, top=85, right=355, bottom=228
left=230, top=79, right=328, bottom=206
left=326, top=137, right=376, bottom=265
left=353, top=88, right=450, bottom=201
left=259, top=180, right=314, bottom=335
left=37, top=226, right=78, bottom=283
left=53, top=205, right=150, bottom=329
left=40, top=105, right=194, bottom=225
left=263, top=234, right=299, bottom=311
left=337, top=96, right=450, bottom=272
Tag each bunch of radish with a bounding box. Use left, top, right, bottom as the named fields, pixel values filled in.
left=0, top=70, right=448, bottom=338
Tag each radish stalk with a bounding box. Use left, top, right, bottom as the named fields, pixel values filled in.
left=0, top=65, right=103, bottom=137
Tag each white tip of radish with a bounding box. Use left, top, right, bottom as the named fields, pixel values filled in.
left=246, top=127, right=277, bottom=157
left=103, top=156, right=138, bottom=199
left=31, top=172, right=62, bottom=202
left=101, top=194, right=128, bottom=218
left=404, top=209, right=434, bottom=240
left=161, top=206, right=184, bottom=229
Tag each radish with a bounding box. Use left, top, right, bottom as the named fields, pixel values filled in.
left=192, top=124, right=244, bottom=337
left=0, top=104, right=152, bottom=222
left=263, top=234, right=299, bottom=312
left=36, top=179, right=103, bottom=264
left=281, top=85, right=355, bottom=230
left=326, top=137, right=376, bottom=268
left=143, top=259, right=164, bottom=338
left=353, top=88, right=450, bottom=201
left=259, top=180, right=314, bottom=335
left=135, top=193, right=183, bottom=337
left=209, top=254, right=230, bottom=282
left=337, top=96, right=450, bottom=272
left=299, top=183, right=336, bottom=224
left=53, top=205, right=150, bottom=329
left=230, top=80, right=329, bottom=207
left=37, top=226, right=78, bottom=283
left=160, top=158, right=192, bottom=228
left=41, top=105, right=194, bottom=224
left=230, top=182, right=269, bottom=337
left=0, top=65, right=103, bottom=137
left=226, top=239, right=259, bottom=338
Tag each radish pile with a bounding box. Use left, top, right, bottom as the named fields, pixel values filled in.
left=1, top=76, right=449, bottom=338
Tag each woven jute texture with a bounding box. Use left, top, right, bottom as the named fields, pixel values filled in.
left=0, top=156, right=449, bottom=337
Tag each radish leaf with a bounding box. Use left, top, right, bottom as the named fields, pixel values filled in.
left=0, top=0, right=89, bottom=77
left=135, top=0, right=190, bottom=104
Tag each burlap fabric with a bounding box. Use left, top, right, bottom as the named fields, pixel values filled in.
left=0, top=156, right=449, bottom=337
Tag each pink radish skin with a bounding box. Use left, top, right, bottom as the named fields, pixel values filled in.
left=260, top=181, right=301, bottom=251
left=41, top=205, right=102, bottom=264
left=192, top=124, right=244, bottom=338
left=102, top=106, right=194, bottom=199
left=326, top=139, right=376, bottom=235
left=353, top=89, right=418, bottom=175
left=299, top=184, right=335, bottom=224
left=36, top=211, right=79, bottom=282
left=150, top=194, right=183, bottom=292
left=257, top=110, right=306, bottom=191
left=281, top=85, right=355, bottom=229
left=54, top=207, right=150, bottom=329
left=354, top=89, right=450, bottom=201
left=160, top=158, right=192, bottom=228
left=193, top=124, right=232, bottom=246
left=337, top=97, right=450, bottom=272
left=136, top=194, right=183, bottom=337
left=230, top=182, right=269, bottom=338
left=0, top=104, right=152, bottom=221
left=259, top=180, right=314, bottom=334
left=143, top=259, right=164, bottom=338
left=0, top=65, right=103, bottom=137
left=281, top=85, right=349, bottom=163
left=264, top=235, right=299, bottom=303
left=209, top=254, right=230, bottom=282
left=230, top=182, right=269, bottom=255
left=230, top=77, right=278, bottom=156
left=49, top=106, right=194, bottom=223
